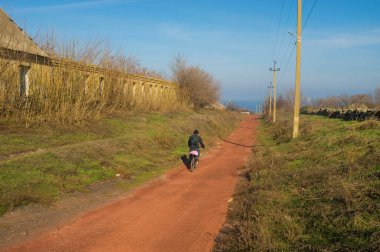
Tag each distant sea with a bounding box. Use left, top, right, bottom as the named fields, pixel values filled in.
left=222, top=100, right=262, bottom=113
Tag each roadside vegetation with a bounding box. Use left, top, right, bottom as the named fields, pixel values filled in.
left=0, top=110, right=242, bottom=216
left=0, top=34, right=179, bottom=125
left=1, top=31, right=222, bottom=125
left=1, top=25, right=228, bottom=216
left=214, top=114, right=380, bottom=251
left=276, top=87, right=380, bottom=113
left=171, top=54, right=221, bottom=108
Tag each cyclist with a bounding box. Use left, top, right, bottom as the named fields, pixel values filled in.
left=188, top=129, right=205, bottom=159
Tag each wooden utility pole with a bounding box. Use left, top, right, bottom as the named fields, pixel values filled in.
left=269, top=61, right=280, bottom=123
left=293, top=0, right=302, bottom=138
left=265, top=91, right=269, bottom=115
left=268, top=81, right=274, bottom=117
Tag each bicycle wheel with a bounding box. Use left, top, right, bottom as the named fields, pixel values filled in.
left=190, top=155, right=196, bottom=171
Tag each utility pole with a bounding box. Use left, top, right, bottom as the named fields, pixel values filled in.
left=268, top=81, right=274, bottom=117
left=269, top=61, right=280, bottom=123
left=265, top=93, right=268, bottom=115
left=264, top=97, right=267, bottom=114
left=293, top=0, right=302, bottom=138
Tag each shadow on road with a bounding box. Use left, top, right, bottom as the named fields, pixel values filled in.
left=181, top=155, right=191, bottom=171
left=217, top=134, right=263, bottom=148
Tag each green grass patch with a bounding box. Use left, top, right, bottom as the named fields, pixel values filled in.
left=215, top=115, right=380, bottom=251
left=0, top=110, right=243, bottom=215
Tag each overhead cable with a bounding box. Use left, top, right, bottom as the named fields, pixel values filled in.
left=271, top=0, right=285, bottom=62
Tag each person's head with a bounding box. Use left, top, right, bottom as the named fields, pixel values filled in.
left=193, top=129, right=199, bottom=135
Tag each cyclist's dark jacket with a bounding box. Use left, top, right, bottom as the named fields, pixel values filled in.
left=188, top=134, right=205, bottom=150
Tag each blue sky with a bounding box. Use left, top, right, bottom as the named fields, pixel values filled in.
left=1, top=0, right=380, bottom=102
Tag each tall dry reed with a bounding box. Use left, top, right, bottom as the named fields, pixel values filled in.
left=0, top=34, right=184, bottom=126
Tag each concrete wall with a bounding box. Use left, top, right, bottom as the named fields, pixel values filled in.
left=0, top=48, right=178, bottom=113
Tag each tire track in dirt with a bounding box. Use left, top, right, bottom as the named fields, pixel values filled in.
left=3, top=115, right=259, bottom=252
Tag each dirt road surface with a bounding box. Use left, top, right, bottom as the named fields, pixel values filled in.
left=4, top=116, right=258, bottom=252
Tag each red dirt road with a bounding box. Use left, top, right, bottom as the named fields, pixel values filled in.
left=5, top=116, right=258, bottom=252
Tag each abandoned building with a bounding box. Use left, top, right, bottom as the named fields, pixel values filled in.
left=0, top=8, right=178, bottom=117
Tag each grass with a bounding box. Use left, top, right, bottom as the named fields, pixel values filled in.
left=214, top=114, right=380, bottom=251
left=0, top=110, right=243, bottom=216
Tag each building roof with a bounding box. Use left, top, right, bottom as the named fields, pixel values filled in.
left=0, top=8, right=48, bottom=57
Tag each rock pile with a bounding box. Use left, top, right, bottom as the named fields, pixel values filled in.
left=302, top=108, right=380, bottom=121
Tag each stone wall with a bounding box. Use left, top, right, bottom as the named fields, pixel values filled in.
left=302, top=107, right=380, bottom=121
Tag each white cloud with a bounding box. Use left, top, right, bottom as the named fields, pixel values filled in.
left=14, top=0, right=140, bottom=13
left=157, top=23, right=190, bottom=41
left=307, top=29, right=380, bottom=48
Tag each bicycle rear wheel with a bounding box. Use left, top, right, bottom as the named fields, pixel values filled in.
left=190, top=155, right=196, bottom=171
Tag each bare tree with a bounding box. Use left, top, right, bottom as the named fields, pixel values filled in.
left=309, top=89, right=379, bottom=110
left=171, top=54, right=220, bottom=108
left=350, top=94, right=373, bottom=107
left=277, top=88, right=296, bottom=112
left=38, top=34, right=165, bottom=79
left=338, top=94, right=351, bottom=107
left=374, top=86, right=380, bottom=105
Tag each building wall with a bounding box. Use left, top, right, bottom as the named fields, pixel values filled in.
left=0, top=8, right=179, bottom=120
left=0, top=52, right=178, bottom=117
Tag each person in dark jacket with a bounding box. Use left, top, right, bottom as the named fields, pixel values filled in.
left=188, top=129, right=205, bottom=158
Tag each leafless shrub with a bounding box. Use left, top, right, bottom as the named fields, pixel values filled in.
left=375, top=87, right=380, bottom=106
left=311, top=91, right=377, bottom=109
left=38, top=34, right=164, bottom=78
left=171, top=54, right=220, bottom=108
left=277, top=88, right=299, bottom=113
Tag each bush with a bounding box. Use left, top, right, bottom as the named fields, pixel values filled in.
left=171, top=55, right=220, bottom=108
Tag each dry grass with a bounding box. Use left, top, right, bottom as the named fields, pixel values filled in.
left=214, top=114, right=380, bottom=251
left=0, top=35, right=184, bottom=126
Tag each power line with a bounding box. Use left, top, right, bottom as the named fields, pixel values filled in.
left=276, top=0, right=295, bottom=61
left=302, top=0, right=318, bottom=34
left=278, top=43, right=296, bottom=85
left=276, top=31, right=297, bottom=86
left=271, top=0, right=285, bottom=62
left=266, top=0, right=317, bottom=103
left=277, top=0, right=319, bottom=86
